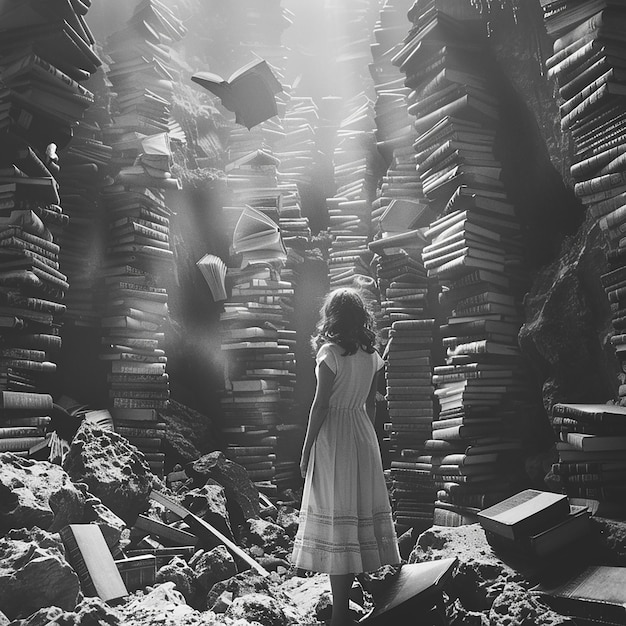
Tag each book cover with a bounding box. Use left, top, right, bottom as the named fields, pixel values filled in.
left=477, top=489, right=570, bottom=540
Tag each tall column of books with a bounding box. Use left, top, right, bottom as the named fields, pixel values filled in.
left=367, top=0, right=441, bottom=533
left=0, top=1, right=102, bottom=456
left=99, top=1, right=186, bottom=476
left=541, top=1, right=626, bottom=511
left=396, top=1, right=529, bottom=524
left=219, top=151, right=294, bottom=498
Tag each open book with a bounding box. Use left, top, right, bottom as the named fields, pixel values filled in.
left=191, top=59, right=283, bottom=129
left=196, top=253, right=227, bottom=302
left=232, top=206, right=286, bottom=267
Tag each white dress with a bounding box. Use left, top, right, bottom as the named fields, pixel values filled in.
left=291, top=343, right=401, bottom=574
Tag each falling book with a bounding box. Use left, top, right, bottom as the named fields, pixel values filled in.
left=196, top=253, right=227, bottom=302
left=191, top=59, right=283, bottom=129
left=59, top=524, right=127, bottom=603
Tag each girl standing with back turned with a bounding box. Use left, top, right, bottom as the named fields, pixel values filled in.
left=291, top=287, right=400, bottom=626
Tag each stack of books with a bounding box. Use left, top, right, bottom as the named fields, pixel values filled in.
left=541, top=1, right=626, bottom=382
left=221, top=148, right=301, bottom=494
left=220, top=254, right=295, bottom=496
left=97, top=1, right=186, bottom=476
left=394, top=1, right=532, bottom=524
left=477, top=488, right=591, bottom=559
left=550, top=402, right=626, bottom=515
left=0, top=390, right=52, bottom=455
left=0, top=1, right=101, bottom=153
left=384, top=319, right=438, bottom=532
left=0, top=1, right=102, bottom=403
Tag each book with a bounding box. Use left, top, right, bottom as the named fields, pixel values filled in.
left=196, top=253, right=227, bottom=301
left=59, top=524, right=127, bottom=603
left=562, top=432, right=626, bottom=451
left=360, top=557, right=458, bottom=624
left=191, top=59, right=283, bottom=129
left=486, top=505, right=591, bottom=558
left=537, top=565, right=626, bottom=625
left=476, top=489, right=570, bottom=541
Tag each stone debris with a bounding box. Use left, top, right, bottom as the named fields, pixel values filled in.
left=3, top=425, right=626, bottom=626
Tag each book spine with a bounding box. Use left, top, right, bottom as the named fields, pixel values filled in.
left=0, top=436, right=45, bottom=451
left=561, top=83, right=608, bottom=130
left=576, top=171, right=626, bottom=198
left=0, top=391, right=52, bottom=410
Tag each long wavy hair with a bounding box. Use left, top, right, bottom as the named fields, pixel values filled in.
left=311, top=287, right=378, bottom=356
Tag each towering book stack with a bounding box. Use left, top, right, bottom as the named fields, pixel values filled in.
left=550, top=402, right=626, bottom=516
left=0, top=391, right=52, bottom=455
left=220, top=205, right=295, bottom=497
left=222, top=144, right=304, bottom=494
left=540, top=2, right=626, bottom=400
left=98, top=1, right=186, bottom=476
left=396, top=1, right=530, bottom=524
left=0, top=1, right=101, bottom=403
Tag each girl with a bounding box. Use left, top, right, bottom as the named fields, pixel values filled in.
left=291, top=287, right=401, bottom=626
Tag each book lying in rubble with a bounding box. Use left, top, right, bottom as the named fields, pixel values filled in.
left=191, top=59, right=283, bottom=129
left=535, top=565, right=626, bottom=626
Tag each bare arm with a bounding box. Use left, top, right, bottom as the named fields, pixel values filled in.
left=300, top=361, right=334, bottom=477
left=365, top=369, right=379, bottom=426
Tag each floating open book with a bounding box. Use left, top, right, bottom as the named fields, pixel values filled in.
left=196, top=253, right=227, bottom=302
left=191, top=59, right=283, bottom=129
left=232, top=206, right=286, bottom=267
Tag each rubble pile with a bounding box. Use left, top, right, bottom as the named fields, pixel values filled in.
left=1, top=425, right=626, bottom=626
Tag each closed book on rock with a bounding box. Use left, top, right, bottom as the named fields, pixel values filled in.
left=477, top=489, right=569, bottom=541
left=60, top=523, right=127, bottom=603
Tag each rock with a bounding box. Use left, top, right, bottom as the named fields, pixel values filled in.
left=155, top=556, right=195, bottom=602
left=74, top=484, right=127, bottom=549
left=119, top=582, right=203, bottom=626
left=242, top=519, right=291, bottom=557
left=277, top=574, right=330, bottom=620
left=447, top=599, right=489, bottom=626
left=409, top=524, right=526, bottom=612
left=73, top=597, right=122, bottom=626
left=190, top=451, right=260, bottom=521
left=63, top=422, right=154, bottom=525
left=489, top=582, right=575, bottom=626
left=589, top=517, right=626, bottom=565
left=257, top=557, right=291, bottom=573
left=225, top=593, right=288, bottom=626
left=0, top=611, right=7, bottom=626
left=0, top=527, right=80, bottom=620
left=10, top=606, right=74, bottom=626
left=205, top=570, right=278, bottom=612
left=193, top=545, right=237, bottom=608
left=158, top=400, right=219, bottom=466
left=0, top=453, right=85, bottom=535
left=181, top=481, right=233, bottom=541
left=276, top=506, right=299, bottom=539
left=519, top=223, right=615, bottom=414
